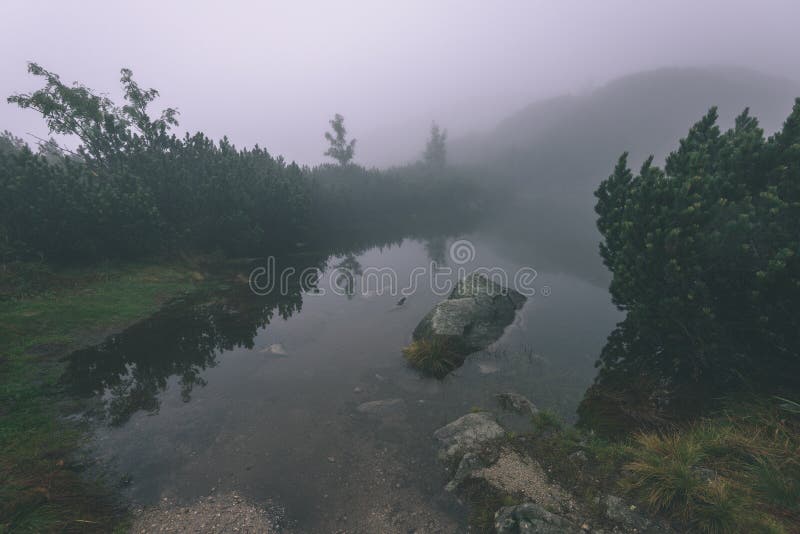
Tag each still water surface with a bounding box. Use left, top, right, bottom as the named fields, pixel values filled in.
left=64, top=231, right=619, bottom=530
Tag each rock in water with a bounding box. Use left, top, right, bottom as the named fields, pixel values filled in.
left=356, top=398, right=406, bottom=419
left=259, top=343, right=288, bottom=356
left=414, top=273, right=526, bottom=350
left=406, top=273, right=526, bottom=376
left=433, top=412, right=504, bottom=461
left=495, top=392, right=539, bottom=416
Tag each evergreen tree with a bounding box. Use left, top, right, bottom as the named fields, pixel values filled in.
left=583, top=101, right=800, bottom=425
left=423, top=122, right=447, bottom=170
left=323, top=113, right=356, bottom=166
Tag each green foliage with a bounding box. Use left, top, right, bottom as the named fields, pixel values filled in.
left=530, top=409, right=564, bottom=433
left=2, top=65, right=480, bottom=264
left=587, top=101, right=800, bottom=418
left=323, top=113, right=356, bottom=166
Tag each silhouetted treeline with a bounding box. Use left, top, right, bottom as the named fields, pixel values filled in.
left=0, top=64, right=481, bottom=263
left=580, top=100, right=800, bottom=432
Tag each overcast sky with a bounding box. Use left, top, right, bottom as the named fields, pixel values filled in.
left=1, top=0, right=799, bottom=166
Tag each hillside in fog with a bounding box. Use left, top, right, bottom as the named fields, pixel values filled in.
left=454, top=67, right=798, bottom=181
left=463, top=67, right=800, bottom=285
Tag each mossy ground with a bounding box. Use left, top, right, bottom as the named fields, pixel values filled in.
left=0, top=261, right=207, bottom=533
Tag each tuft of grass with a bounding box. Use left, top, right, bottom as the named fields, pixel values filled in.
left=402, top=336, right=464, bottom=378
left=690, top=478, right=743, bottom=534
left=621, top=400, right=800, bottom=533
left=747, top=457, right=800, bottom=513
left=625, top=431, right=708, bottom=517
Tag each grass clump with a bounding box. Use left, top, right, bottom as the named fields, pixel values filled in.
left=402, top=335, right=464, bottom=378
left=622, top=400, right=800, bottom=533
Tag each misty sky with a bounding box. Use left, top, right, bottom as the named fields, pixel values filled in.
left=1, top=0, right=798, bottom=166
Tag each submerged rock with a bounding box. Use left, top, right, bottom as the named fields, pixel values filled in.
left=496, top=392, right=539, bottom=416
left=406, top=273, right=526, bottom=377
left=494, top=502, right=582, bottom=534
left=433, top=412, right=504, bottom=461
left=478, top=362, right=499, bottom=374
left=356, top=398, right=406, bottom=418
left=259, top=343, right=288, bottom=356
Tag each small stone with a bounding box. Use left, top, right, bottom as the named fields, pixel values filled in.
left=357, top=398, right=406, bottom=419
left=478, top=362, right=498, bottom=374
left=495, top=392, right=539, bottom=416
left=353, top=386, right=363, bottom=393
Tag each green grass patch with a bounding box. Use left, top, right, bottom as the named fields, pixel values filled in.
left=0, top=261, right=201, bottom=532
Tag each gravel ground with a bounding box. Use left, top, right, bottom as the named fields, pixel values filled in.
left=474, top=448, right=576, bottom=512
left=131, top=492, right=283, bottom=533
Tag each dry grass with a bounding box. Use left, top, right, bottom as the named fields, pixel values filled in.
left=622, top=400, right=800, bottom=533
left=402, top=336, right=464, bottom=378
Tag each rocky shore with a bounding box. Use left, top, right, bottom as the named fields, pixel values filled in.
left=432, top=400, right=674, bottom=533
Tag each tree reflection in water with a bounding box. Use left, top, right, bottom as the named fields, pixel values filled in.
left=62, top=255, right=319, bottom=425
left=61, top=224, right=476, bottom=426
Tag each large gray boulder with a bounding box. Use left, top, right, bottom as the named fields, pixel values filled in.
left=414, top=272, right=526, bottom=350
left=408, top=273, right=526, bottom=376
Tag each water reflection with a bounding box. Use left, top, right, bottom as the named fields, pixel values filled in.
left=61, top=230, right=468, bottom=426
left=331, top=254, right=363, bottom=299
left=62, top=255, right=322, bottom=425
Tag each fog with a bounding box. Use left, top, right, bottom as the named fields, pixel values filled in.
left=1, top=0, right=799, bottom=166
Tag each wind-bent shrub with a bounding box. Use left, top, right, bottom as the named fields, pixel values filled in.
left=582, top=100, right=800, bottom=423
